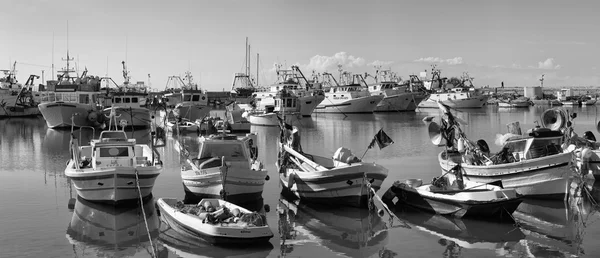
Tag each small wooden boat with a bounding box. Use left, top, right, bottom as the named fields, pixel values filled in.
left=385, top=176, right=523, bottom=220
left=156, top=198, right=273, bottom=245
left=277, top=124, right=388, bottom=208
left=166, top=118, right=199, bottom=135
left=497, top=99, right=530, bottom=108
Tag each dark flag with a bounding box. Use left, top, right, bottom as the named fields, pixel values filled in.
left=368, top=129, right=394, bottom=149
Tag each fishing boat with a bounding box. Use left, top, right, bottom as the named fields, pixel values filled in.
left=223, top=103, right=251, bottom=133
left=418, top=69, right=488, bottom=109
left=244, top=89, right=302, bottom=126
left=38, top=51, right=105, bottom=128
left=229, top=37, right=257, bottom=104
left=277, top=123, right=389, bottom=208
left=0, top=74, right=42, bottom=117
left=253, top=65, right=325, bottom=117
left=314, top=71, right=383, bottom=114
left=365, top=68, right=426, bottom=112
left=433, top=105, right=572, bottom=199
left=66, top=196, right=159, bottom=258
left=278, top=196, right=389, bottom=257
left=64, top=109, right=163, bottom=204
left=384, top=175, right=523, bottom=219
left=497, top=98, right=531, bottom=108
left=166, top=118, right=200, bottom=135
left=393, top=206, right=524, bottom=252
left=581, top=96, right=597, bottom=106
left=169, top=72, right=211, bottom=121
left=178, top=132, right=267, bottom=204
left=156, top=198, right=274, bottom=245
left=100, top=62, right=152, bottom=128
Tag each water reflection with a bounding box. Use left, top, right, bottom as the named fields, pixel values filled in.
left=66, top=196, right=159, bottom=258
left=510, top=197, right=587, bottom=257
left=156, top=214, right=273, bottom=258
left=278, top=196, right=389, bottom=258
left=0, top=117, right=46, bottom=171
left=393, top=206, right=524, bottom=255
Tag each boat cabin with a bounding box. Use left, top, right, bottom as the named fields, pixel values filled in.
left=499, top=131, right=562, bottom=162
left=78, top=131, right=149, bottom=169
left=194, top=134, right=257, bottom=168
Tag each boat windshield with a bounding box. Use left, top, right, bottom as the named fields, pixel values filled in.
left=199, top=143, right=246, bottom=161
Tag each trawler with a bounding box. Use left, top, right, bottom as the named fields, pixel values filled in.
left=38, top=51, right=105, bottom=128
left=314, top=70, right=383, bottom=113
left=418, top=66, right=487, bottom=109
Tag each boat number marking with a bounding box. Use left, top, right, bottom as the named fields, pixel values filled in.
left=333, top=96, right=349, bottom=100
left=195, top=169, right=209, bottom=175
left=240, top=230, right=251, bottom=233
left=107, top=160, right=122, bottom=167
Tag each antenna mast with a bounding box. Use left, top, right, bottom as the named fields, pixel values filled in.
left=244, top=37, right=248, bottom=75
left=52, top=32, right=55, bottom=80
left=256, top=53, right=259, bottom=87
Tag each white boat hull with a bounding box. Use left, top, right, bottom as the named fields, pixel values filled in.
left=374, top=92, right=422, bottom=112
left=248, top=113, right=299, bottom=126
left=279, top=153, right=388, bottom=208
left=181, top=166, right=267, bottom=204
left=418, top=95, right=488, bottom=109
left=314, top=95, right=383, bottom=113
left=65, top=166, right=161, bottom=204
left=39, top=102, right=101, bottom=128
left=498, top=101, right=530, bottom=108
left=0, top=105, right=40, bottom=117
left=439, top=151, right=571, bottom=199
left=298, top=95, right=325, bottom=116
left=174, top=104, right=211, bottom=121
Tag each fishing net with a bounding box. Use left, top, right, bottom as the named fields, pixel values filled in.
left=175, top=201, right=202, bottom=216
left=240, top=212, right=267, bottom=227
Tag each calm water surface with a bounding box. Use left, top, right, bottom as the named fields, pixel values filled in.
left=1, top=105, right=600, bottom=257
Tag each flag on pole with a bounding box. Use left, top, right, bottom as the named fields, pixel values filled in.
left=368, top=129, right=394, bottom=149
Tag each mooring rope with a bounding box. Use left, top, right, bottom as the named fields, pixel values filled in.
left=134, top=169, right=157, bottom=258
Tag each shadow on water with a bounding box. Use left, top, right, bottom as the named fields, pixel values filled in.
left=278, top=195, right=391, bottom=258
left=156, top=208, right=274, bottom=258
left=391, top=205, right=525, bottom=256
left=66, top=195, right=159, bottom=258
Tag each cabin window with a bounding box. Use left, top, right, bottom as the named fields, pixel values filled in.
left=184, top=95, right=191, bottom=101
left=115, top=98, right=122, bottom=103
left=192, top=95, right=200, bottom=101
left=99, top=147, right=129, bottom=157
left=341, top=95, right=345, bottom=98
left=132, top=97, right=138, bottom=103
left=124, top=98, right=131, bottom=103
left=79, top=94, right=89, bottom=104
left=199, top=144, right=246, bottom=161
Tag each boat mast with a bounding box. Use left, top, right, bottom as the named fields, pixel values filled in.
left=52, top=32, right=55, bottom=80
left=244, top=37, right=248, bottom=77
left=256, top=53, right=259, bottom=87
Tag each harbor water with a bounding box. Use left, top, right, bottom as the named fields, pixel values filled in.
left=2, top=105, right=600, bottom=257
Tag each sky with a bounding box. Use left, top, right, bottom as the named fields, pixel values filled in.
left=1, top=0, right=599, bottom=91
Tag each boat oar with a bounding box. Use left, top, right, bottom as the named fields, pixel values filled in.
left=432, top=164, right=460, bottom=185
left=462, top=180, right=503, bottom=191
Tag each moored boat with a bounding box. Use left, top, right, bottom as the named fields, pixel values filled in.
left=314, top=72, right=383, bottom=114
left=418, top=68, right=487, bottom=109
left=277, top=122, right=389, bottom=208
left=254, top=65, right=325, bottom=117
left=431, top=103, right=573, bottom=200
left=64, top=111, right=163, bottom=204
left=244, top=89, right=303, bottom=126
left=497, top=98, right=531, bottom=108
left=365, top=68, right=426, bottom=112
left=38, top=52, right=105, bottom=128
left=178, top=132, right=267, bottom=204
left=384, top=175, right=523, bottom=220
left=156, top=198, right=274, bottom=245
left=0, top=75, right=42, bottom=118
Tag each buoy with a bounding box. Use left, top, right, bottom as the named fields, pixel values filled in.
left=264, top=204, right=270, bottom=213
left=265, top=175, right=270, bottom=181
left=457, top=138, right=465, bottom=152
left=67, top=198, right=76, bottom=210
left=377, top=208, right=385, bottom=217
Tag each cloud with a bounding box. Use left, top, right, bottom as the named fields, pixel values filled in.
left=304, top=52, right=366, bottom=72
left=537, top=58, right=561, bottom=70
left=414, top=56, right=464, bottom=65
left=367, top=60, right=394, bottom=67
